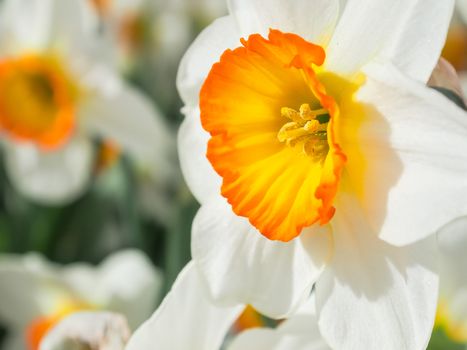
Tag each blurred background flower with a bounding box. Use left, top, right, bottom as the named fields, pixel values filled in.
left=0, top=0, right=229, bottom=347
left=0, top=249, right=160, bottom=350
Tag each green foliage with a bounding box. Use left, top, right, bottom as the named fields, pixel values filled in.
left=428, top=327, right=466, bottom=350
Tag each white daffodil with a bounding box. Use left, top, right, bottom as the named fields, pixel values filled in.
left=0, top=0, right=172, bottom=205
left=40, top=262, right=329, bottom=350
left=41, top=261, right=244, bottom=350
left=0, top=249, right=162, bottom=350
left=435, top=216, right=467, bottom=344
left=40, top=311, right=131, bottom=350
left=177, top=0, right=467, bottom=349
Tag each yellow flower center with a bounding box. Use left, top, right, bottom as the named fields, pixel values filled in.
left=0, top=55, right=78, bottom=149
left=200, top=29, right=349, bottom=241
left=278, top=104, right=330, bottom=161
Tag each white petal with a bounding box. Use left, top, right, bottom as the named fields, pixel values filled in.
left=177, top=107, right=221, bottom=204
left=4, top=137, right=94, bottom=205
left=316, top=194, right=439, bottom=350
left=228, top=295, right=330, bottom=350
left=192, top=195, right=332, bottom=318
left=0, top=0, right=97, bottom=54
left=48, top=0, right=98, bottom=53
left=342, top=62, right=467, bottom=246
left=61, top=250, right=162, bottom=330
left=176, top=15, right=240, bottom=107
left=39, top=311, right=130, bottom=350
left=326, top=0, right=454, bottom=82
left=0, top=0, right=53, bottom=52
left=126, top=261, right=243, bottom=350
left=228, top=327, right=329, bottom=350
left=228, top=0, right=340, bottom=46
left=79, top=75, right=173, bottom=177
left=0, top=254, right=62, bottom=328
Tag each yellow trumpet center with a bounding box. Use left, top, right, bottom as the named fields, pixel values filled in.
left=0, top=55, right=78, bottom=149
left=200, top=29, right=348, bottom=241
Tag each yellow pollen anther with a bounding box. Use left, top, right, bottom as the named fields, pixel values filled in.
left=278, top=103, right=329, bottom=160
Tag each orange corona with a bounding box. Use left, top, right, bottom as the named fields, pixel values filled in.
left=0, top=55, right=77, bottom=150
left=200, top=29, right=347, bottom=241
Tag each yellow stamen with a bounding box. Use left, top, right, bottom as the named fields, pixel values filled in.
left=278, top=103, right=329, bottom=159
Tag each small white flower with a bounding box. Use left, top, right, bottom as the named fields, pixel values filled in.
left=0, top=249, right=162, bottom=350
left=39, top=262, right=329, bottom=350
left=40, top=311, right=130, bottom=350
left=0, top=0, right=171, bottom=205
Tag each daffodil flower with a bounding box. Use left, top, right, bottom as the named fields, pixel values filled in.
left=0, top=0, right=171, bottom=204
left=40, top=262, right=244, bottom=350
left=41, top=262, right=330, bottom=350
left=40, top=311, right=131, bottom=350
left=0, top=250, right=161, bottom=350
left=177, top=0, right=467, bottom=348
